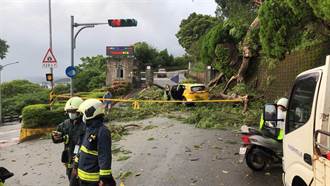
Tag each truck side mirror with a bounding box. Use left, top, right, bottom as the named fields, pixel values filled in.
left=263, top=104, right=278, bottom=121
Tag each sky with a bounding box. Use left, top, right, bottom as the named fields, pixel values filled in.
left=0, top=0, right=217, bottom=82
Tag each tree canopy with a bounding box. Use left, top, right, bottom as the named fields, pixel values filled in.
left=134, top=42, right=188, bottom=69
left=74, top=55, right=107, bottom=92
left=259, top=0, right=330, bottom=59
left=176, top=0, right=330, bottom=81
left=1, top=80, right=49, bottom=116
left=0, top=38, right=9, bottom=60
left=176, top=13, right=218, bottom=53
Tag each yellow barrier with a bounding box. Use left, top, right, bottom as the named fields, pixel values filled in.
left=19, top=127, right=54, bottom=142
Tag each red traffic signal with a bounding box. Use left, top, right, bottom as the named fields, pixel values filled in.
left=108, top=19, right=137, bottom=27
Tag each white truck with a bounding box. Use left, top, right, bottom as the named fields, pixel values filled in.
left=264, top=55, right=330, bottom=186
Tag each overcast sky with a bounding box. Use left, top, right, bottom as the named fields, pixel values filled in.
left=0, top=0, right=216, bottom=82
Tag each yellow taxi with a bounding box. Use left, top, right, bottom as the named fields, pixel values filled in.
left=181, top=83, right=209, bottom=101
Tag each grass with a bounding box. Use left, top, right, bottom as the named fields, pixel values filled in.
left=147, top=137, right=155, bottom=141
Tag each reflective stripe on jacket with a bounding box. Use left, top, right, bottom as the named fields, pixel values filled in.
left=77, top=118, right=112, bottom=183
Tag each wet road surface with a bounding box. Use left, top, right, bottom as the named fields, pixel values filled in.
left=0, top=117, right=282, bottom=186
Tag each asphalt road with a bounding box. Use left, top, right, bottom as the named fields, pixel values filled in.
left=0, top=117, right=282, bottom=186
left=0, top=122, right=20, bottom=149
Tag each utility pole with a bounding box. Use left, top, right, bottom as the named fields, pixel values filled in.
left=49, top=0, right=54, bottom=90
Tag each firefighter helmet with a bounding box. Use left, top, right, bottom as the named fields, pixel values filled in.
left=64, top=97, right=84, bottom=112
left=78, top=99, right=104, bottom=121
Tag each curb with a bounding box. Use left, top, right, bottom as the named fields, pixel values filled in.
left=19, top=127, right=54, bottom=142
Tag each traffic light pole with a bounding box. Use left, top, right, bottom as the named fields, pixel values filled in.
left=70, top=16, right=108, bottom=97
left=70, top=17, right=137, bottom=97
left=70, top=16, right=74, bottom=97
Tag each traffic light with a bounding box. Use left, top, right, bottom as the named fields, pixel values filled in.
left=108, top=19, right=137, bottom=27
left=46, top=73, right=53, bottom=81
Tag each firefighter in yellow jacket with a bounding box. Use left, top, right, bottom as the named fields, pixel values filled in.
left=75, top=99, right=116, bottom=186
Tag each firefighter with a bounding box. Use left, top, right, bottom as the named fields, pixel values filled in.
left=76, top=99, right=116, bottom=186
left=52, top=96, right=85, bottom=184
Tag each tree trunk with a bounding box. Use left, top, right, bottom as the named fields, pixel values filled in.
left=223, top=16, right=260, bottom=93
left=208, top=73, right=224, bottom=87
left=216, top=93, right=249, bottom=113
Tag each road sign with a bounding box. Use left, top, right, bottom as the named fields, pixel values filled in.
left=65, top=66, right=77, bottom=78
left=42, top=48, right=57, bottom=68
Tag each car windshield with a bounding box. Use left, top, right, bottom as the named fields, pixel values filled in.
left=191, top=86, right=206, bottom=92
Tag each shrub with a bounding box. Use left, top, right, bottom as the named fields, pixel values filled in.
left=1, top=80, right=49, bottom=116
left=53, top=84, right=70, bottom=94
left=22, top=104, right=66, bottom=128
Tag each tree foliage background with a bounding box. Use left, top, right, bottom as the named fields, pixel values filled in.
left=1, top=80, right=49, bottom=116
left=177, top=0, right=330, bottom=83
left=0, top=38, right=9, bottom=60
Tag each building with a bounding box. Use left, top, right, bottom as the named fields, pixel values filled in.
left=105, top=46, right=140, bottom=87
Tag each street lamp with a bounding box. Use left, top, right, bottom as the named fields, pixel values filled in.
left=0, top=61, right=19, bottom=125
left=70, top=16, right=137, bottom=97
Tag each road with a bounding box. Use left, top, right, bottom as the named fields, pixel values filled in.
left=0, top=117, right=282, bottom=186
left=0, top=122, right=20, bottom=149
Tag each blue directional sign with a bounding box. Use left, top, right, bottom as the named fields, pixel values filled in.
left=65, top=66, right=77, bottom=78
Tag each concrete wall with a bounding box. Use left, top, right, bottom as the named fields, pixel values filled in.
left=106, top=58, right=137, bottom=86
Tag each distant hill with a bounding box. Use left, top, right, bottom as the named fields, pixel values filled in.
left=54, top=78, right=70, bottom=84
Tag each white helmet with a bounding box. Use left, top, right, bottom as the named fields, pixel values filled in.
left=277, top=98, right=288, bottom=109
left=78, top=99, right=104, bottom=121
left=64, top=97, right=84, bottom=112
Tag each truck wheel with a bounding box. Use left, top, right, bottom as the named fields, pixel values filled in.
left=245, top=147, right=267, bottom=171
left=292, top=177, right=307, bottom=186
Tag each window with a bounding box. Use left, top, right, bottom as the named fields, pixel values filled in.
left=116, top=65, right=124, bottom=79
left=286, top=73, right=319, bottom=133
left=191, top=86, right=206, bottom=92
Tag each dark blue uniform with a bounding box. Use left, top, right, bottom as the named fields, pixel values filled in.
left=76, top=118, right=113, bottom=185
left=52, top=118, right=85, bottom=181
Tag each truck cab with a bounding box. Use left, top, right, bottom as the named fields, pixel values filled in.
left=282, top=55, right=330, bottom=186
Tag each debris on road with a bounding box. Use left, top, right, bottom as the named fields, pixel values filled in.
left=117, top=170, right=133, bottom=181
left=189, top=157, right=200, bottom=161
left=143, top=125, right=158, bottom=130
left=185, top=146, right=192, bottom=152
left=117, top=155, right=131, bottom=161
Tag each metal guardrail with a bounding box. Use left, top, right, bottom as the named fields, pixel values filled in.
left=2, top=115, right=20, bottom=123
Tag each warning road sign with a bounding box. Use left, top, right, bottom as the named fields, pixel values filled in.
left=42, top=48, right=57, bottom=68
